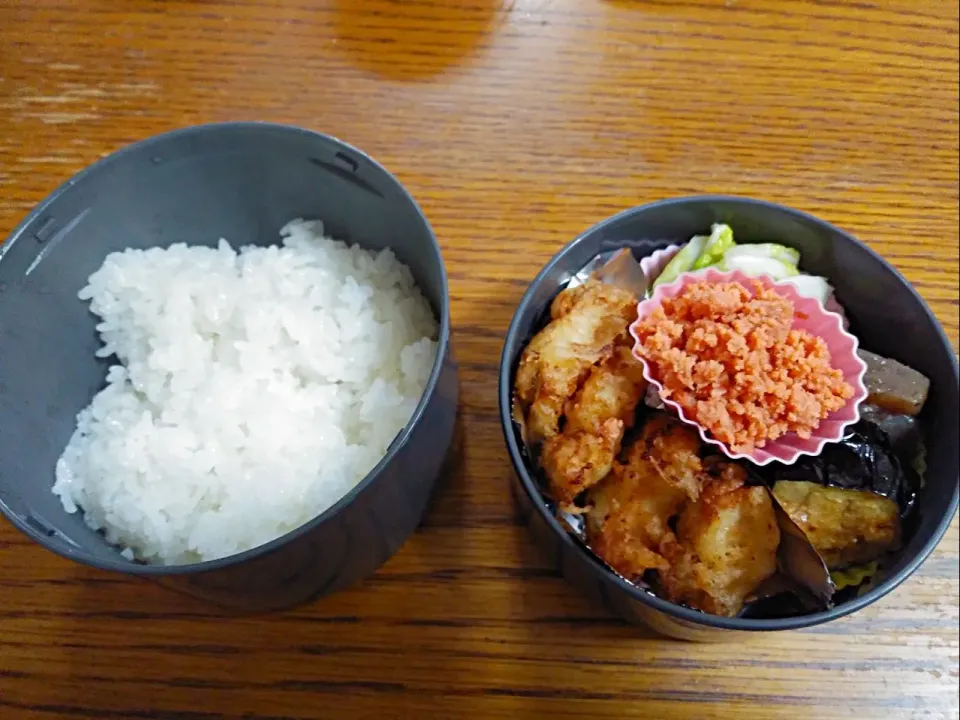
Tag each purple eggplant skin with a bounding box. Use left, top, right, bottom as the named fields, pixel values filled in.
left=757, top=418, right=920, bottom=518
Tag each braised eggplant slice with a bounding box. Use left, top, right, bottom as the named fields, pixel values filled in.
left=772, top=481, right=901, bottom=570
left=770, top=493, right=835, bottom=606
left=768, top=419, right=920, bottom=515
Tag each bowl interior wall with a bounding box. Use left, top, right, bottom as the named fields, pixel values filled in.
left=504, top=197, right=958, bottom=623
left=0, top=124, right=446, bottom=566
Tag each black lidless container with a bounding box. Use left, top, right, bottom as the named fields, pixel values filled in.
left=0, top=122, right=459, bottom=611
left=499, top=196, right=959, bottom=640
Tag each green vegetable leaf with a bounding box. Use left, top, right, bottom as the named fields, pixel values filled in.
left=718, top=255, right=799, bottom=280
left=692, top=223, right=736, bottom=270
left=652, top=235, right=708, bottom=288
left=724, top=243, right=801, bottom=267
left=832, top=562, right=879, bottom=591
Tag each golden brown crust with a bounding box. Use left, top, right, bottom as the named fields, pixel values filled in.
left=639, top=414, right=705, bottom=503
left=539, top=345, right=648, bottom=507
left=585, top=416, right=704, bottom=578
left=549, top=283, right=589, bottom=320
left=540, top=420, right=625, bottom=508
left=563, top=345, right=649, bottom=435
left=513, top=280, right=638, bottom=442
left=659, top=472, right=780, bottom=617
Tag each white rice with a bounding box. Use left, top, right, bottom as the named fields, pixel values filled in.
left=53, top=219, right=438, bottom=565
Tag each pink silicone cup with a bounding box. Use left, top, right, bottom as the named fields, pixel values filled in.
left=639, top=244, right=682, bottom=288
left=629, top=268, right=869, bottom=466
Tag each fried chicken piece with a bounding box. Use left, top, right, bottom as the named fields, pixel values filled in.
left=772, top=481, right=901, bottom=570
left=549, top=282, right=590, bottom=319
left=564, top=345, right=649, bottom=436
left=659, top=467, right=780, bottom=617
left=641, top=413, right=704, bottom=502
left=585, top=415, right=704, bottom=578
left=540, top=345, right=648, bottom=507
left=514, top=280, right=638, bottom=441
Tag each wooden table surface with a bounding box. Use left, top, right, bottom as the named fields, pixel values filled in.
left=1, top=1, right=958, bottom=718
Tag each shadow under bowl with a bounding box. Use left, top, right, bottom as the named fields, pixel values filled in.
left=0, top=122, right=459, bottom=612
left=498, top=195, right=959, bottom=640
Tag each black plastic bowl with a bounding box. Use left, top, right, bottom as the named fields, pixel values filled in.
left=499, top=195, right=959, bottom=640
left=0, top=122, right=459, bottom=611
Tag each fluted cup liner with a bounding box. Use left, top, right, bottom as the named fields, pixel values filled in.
left=629, top=268, right=868, bottom=466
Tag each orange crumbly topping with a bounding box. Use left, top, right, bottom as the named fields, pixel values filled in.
left=633, top=280, right=855, bottom=453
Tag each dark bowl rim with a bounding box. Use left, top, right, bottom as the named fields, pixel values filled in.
left=498, top=193, right=960, bottom=632
left=0, top=121, right=452, bottom=576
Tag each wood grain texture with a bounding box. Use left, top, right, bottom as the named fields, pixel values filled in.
left=0, top=0, right=957, bottom=718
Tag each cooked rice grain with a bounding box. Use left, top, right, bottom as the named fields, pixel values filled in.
left=53, top=219, right=438, bottom=564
